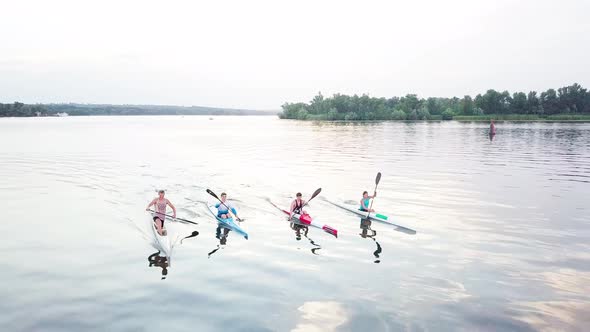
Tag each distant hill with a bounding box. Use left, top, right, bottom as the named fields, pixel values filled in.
left=0, top=102, right=278, bottom=117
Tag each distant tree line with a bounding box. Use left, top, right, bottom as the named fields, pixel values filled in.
left=0, top=103, right=276, bottom=117
left=0, top=102, right=49, bottom=117
left=279, top=83, right=590, bottom=120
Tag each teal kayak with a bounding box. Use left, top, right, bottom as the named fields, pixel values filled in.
left=206, top=203, right=249, bottom=239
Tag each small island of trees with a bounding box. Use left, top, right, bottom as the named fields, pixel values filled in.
left=279, top=83, right=590, bottom=121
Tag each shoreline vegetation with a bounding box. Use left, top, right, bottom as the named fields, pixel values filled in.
left=279, top=83, right=590, bottom=122
left=0, top=103, right=277, bottom=117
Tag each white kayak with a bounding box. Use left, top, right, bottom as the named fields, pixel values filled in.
left=149, top=212, right=172, bottom=257
left=323, top=198, right=416, bottom=234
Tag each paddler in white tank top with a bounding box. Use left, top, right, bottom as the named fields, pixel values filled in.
left=146, top=190, right=177, bottom=235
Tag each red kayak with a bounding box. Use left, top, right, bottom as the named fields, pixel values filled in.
left=269, top=200, right=338, bottom=237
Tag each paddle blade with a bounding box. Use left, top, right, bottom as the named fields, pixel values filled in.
left=206, top=189, right=219, bottom=200
left=310, top=188, right=322, bottom=200
left=375, top=172, right=382, bottom=185
left=322, top=225, right=338, bottom=238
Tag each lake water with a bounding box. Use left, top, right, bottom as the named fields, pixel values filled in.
left=0, top=116, right=589, bottom=332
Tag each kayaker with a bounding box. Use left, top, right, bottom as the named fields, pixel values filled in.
left=146, top=190, right=177, bottom=235
left=215, top=192, right=241, bottom=220
left=289, top=192, right=307, bottom=218
left=360, top=191, right=377, bottom=212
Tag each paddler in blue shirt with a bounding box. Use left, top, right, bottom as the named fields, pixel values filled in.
left=360, top=190, right=376, bottom=212
left=215, top=192, right=241, bottom=220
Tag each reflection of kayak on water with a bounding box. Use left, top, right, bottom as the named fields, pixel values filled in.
left=148, top=251, right=169, bottom=280
left=360, top=219, right=382, bottom=264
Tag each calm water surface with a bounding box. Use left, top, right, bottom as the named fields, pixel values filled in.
left=0, top=116, right=589, bottom=331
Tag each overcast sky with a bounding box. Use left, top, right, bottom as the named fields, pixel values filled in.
left=1, top=0, right=589, bottom=109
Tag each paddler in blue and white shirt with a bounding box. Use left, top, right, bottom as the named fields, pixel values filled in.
left=215, top=192, right=241, bottom=220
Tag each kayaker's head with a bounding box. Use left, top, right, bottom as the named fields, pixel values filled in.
left=362, top=191, right=369, bottom=198
left=221, top=192, right=227, bottom=202
left=158, top=190, right=165, bottom=198
left=296, top=192, right=302, bottom=201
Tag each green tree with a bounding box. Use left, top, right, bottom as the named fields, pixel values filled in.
left=541, top=89, right=559, bottom=115
left=527, top=91, right=540, bottom=114
left=417, top=105, right=431, bottom=120
left=441, top=108, right=455, bottom=120
left=296, top=108, right=309, bottom=120
left=460, top=96, right=475, bottom=115
left=512, top=92, right=527, bottom=114
left=391, top=109, right=406, bottom=120
left=427, top=97, right=444, bottom=115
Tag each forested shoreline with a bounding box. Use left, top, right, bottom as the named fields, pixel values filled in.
left=280, top=83, right=590, bottom=121
left=0, top=103, right=274, bottom=117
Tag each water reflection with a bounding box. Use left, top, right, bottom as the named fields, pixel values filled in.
left=180, top=230, right=200, bottom=244
left=148, top=251, right=169, bottom=280
left=290, top=222, right=322, bottom=255
left=208, top=226, right=231, bottom=258
left=2, top=118, right=589, bottom=331
left=360, top=219, right=382, bottom=263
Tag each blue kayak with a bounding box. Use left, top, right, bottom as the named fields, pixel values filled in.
left=206, top=203, right=249, bottom=239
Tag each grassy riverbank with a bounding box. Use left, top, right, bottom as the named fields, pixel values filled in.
left=291, top=113, right=590, bottom=122
left=453, top=114, right=590, bottom=122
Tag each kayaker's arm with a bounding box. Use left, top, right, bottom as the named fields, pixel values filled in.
left=146, top=198, right=156, bottom=211
left=288, top=200, right=296, bottom=218
left=167, top=200, right=177, bottom=218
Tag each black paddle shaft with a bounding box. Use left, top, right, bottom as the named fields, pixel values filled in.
left=366, top=172, right=381, bottom=218
left=148, top=210, right=198, bottom=225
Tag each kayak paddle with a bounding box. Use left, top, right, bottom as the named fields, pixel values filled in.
left=302, top=188, right=322, bottom=209
left=366, top=172, right=381, bottom=220
left=206, top=189, right=244, bottom=222
left=148, top=210, right=198, bottom=225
